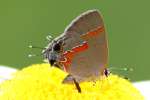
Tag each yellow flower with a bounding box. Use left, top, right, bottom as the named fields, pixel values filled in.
left=0, top=64, right=144, bottom=100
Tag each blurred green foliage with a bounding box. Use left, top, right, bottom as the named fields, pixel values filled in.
left=0, top=0, right=150, bottom=81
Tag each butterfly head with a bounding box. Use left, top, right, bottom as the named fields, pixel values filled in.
left=42, top=38, right=64, bottom=67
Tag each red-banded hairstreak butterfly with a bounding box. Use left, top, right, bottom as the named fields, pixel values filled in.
left=43, top=9, right=108, bottom=92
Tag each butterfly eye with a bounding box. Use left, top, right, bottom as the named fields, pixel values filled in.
left=53, top=43, right=61, bottom=51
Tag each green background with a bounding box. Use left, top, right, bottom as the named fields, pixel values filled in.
left=0, top=0, right=150, bottom=81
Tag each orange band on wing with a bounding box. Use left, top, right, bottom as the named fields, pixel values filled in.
left=60, top=42, right=88, bottom=72
left=81, top=26, right=105, bottom=40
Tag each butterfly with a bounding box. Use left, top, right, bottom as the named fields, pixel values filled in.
left=43, top=9, right=108, bottom=93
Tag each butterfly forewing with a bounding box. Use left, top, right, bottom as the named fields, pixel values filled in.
left=61, top=10, right=108, bottom=82
left=65, top=10, right=104, bottom=35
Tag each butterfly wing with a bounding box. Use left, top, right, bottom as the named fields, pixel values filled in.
left=65, top=10, right=104, bottom=35
left=62, top=10, right=104, bottom=51
left=61, top=10, right=108, bottom=82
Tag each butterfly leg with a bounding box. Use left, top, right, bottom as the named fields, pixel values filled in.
left=104, top=68, right=110, bottom=77
left=62, top=74, right=81, bottom=93
left=72, top=78, right=81, bottom=93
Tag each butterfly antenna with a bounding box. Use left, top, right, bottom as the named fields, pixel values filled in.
left=28, top=45, right=45, bottom=50
left=108, top=66, right=133, bottom=72
left=28, top=53, right=42, bottom=58
left=46, top=34, right=53, bottom=41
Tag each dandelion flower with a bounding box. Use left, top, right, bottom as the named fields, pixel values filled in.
left=0, top=63, right=144, bottom=100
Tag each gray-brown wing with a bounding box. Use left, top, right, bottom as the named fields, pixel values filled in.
left=61, top=10, right=108, bottom=82
left=67, top=26, right=108, bottom=82
left=65, top=9, right=104, bottom=35
left=62, top=10, right=104, bottom=51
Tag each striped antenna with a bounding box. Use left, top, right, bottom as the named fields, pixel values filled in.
left=46, top=34, right=53, bottom=41
left=108, top=66, right=133, bottom=72
left=28, top=45, right=45, bottom=50
left=28, top=53, right=42, bottom=58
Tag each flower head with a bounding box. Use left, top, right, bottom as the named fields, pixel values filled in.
left=0, top=64, right=144, bottom=100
